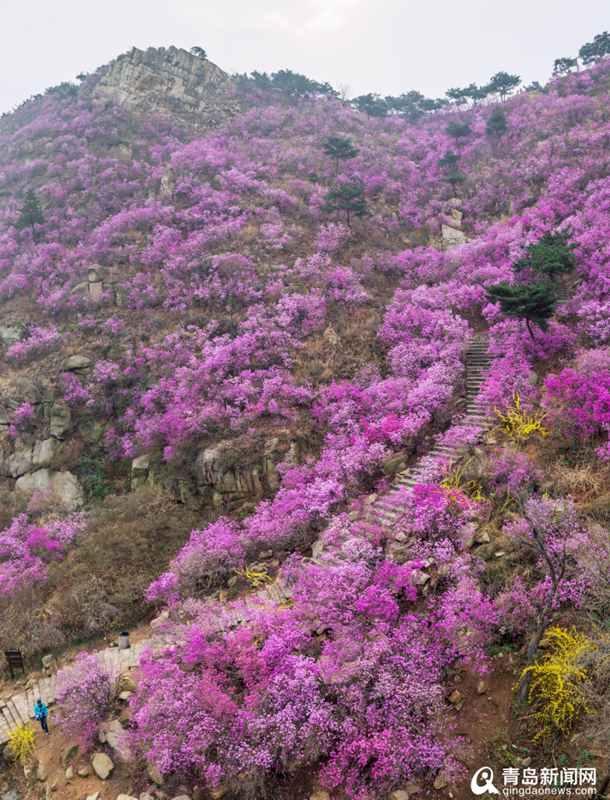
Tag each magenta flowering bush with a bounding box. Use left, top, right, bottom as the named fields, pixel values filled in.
left=55, top=652, right=116, bottom=748
left=488, top=448, right=542, bottom=498
left=495, top=497, right=592, bottom=633
left=544, top=350, right=610, bottom=456
left=147, top=519, right=245, bottom=602
left=0, top=513, right=86, bottom=596
left=5, top=325, right=60, bottom=362
left=131, top=487, right=497, bottom=798
left=8, top=401, right=36, bottom=437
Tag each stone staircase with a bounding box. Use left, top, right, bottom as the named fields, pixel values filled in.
left=363, top=333, right=491, bottom=529
left=223, top=334, right=493, bottom=616
left=0, top=643, right=145, bottom=745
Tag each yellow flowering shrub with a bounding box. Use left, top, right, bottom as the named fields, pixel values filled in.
left=441, top=462, right=487, bottom=502
left=496, top=393, right=548, bottom=442
left=235, top=564, right=272, bottom=589
left=521, top=627, right=594, bottom=740
left=8, top=724, right=36, bottom=763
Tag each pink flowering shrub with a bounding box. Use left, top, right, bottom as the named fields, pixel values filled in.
left=544, top=350, right=610, bottom=455
left=147, top=519, right=245, bottom=602
left=8, top=401, right=36, bottom=437
left=315, top=221, right=350, bottom=253
left=386, top=484, right=475, bottom=547
left=55, top=652, right=116, bottom=748
left=132, top=493, right=497, bottom=798
left=488, top=448, right=542, bottom=499
left=6, top=326, right=60, bottom=362
left=495, top=497, right=591, bottom=634
left=0, top=513, right=86, bottom=596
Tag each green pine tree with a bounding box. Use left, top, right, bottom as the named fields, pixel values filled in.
left=352, top=93, right=388, bottom=117
left=514, top=232, right=576, bottom=281
left=323, top=181, right=367, bottom=226
left=464, top=83, right=490, bottom=104
left=486, top=108, right=508, bottom=138
left=322, top=136, right=359, bottom=173
left=553, top=57, right=578, bottom=75
left=486, top=71, right=521, bottom=100
left=579, top=32, right=610, bottom=65
left=486, top=282, right=557, bottom=339
left=15, top=189, right=44, bottom=240
left=438, top=151, right=466, bottom=187
left=446, top=87, right=469, bottom=107
left=446, top=121, right=472, bottom=140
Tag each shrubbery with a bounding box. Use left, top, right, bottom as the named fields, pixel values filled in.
left=56, top=652, right=116, bottom=748
left=521, top=627, right=593, bottom=740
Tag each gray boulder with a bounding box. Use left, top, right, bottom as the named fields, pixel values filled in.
left=441, top=224, right=467, bottom=247
left=91, top=752, right=114, bottom=780
left=0, top=325, right=24, bottom=345
left=49, top=401, right=71, bottom=438
left=63, top=354, right=92, bottom=371
left=101, top=719, right=132, bottom=761
left=15, top=469, right=84, bottom=510
left=7, top=446, right=33, bottom=477
left=32, top=438, right=56, bottom=468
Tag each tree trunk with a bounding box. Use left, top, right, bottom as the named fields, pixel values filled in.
left=525, top=318, right=536, bottom=340
left=517, top=608, right=551, bottom=704
left=517, top=532, right=565, bottom=704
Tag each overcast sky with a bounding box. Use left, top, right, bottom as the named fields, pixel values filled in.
left=1, top=0, right=607, bottom=113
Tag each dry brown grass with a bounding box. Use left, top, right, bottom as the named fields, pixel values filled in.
left=550, top=462, right=608, bottom=502
left=0, top=487, right=199, bottom=660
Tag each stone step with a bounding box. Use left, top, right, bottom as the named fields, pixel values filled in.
left=375, top=503, right=401, bottom=516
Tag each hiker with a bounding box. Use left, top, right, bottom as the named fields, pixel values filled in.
left=33, top=698, right=49, bottom=734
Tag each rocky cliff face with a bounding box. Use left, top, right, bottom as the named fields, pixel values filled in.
left=90, top=46, right=239, bottom=124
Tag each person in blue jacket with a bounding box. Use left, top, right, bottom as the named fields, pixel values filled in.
left=33, top=698, right=49, bottom=734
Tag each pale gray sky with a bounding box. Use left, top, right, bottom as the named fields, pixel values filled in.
left=1, top=0, right=607, bottom=113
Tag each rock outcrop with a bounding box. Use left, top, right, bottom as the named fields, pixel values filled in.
left=15, top=469, right=84, bottom=510
left=441, top=198, right=467, bottom=248
left=90, top=46, right=239, bottom=125
left=195, top=434, right=300, bottom=511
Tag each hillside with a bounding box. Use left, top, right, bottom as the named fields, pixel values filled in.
left=0, top=44, right=609, bottom=800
